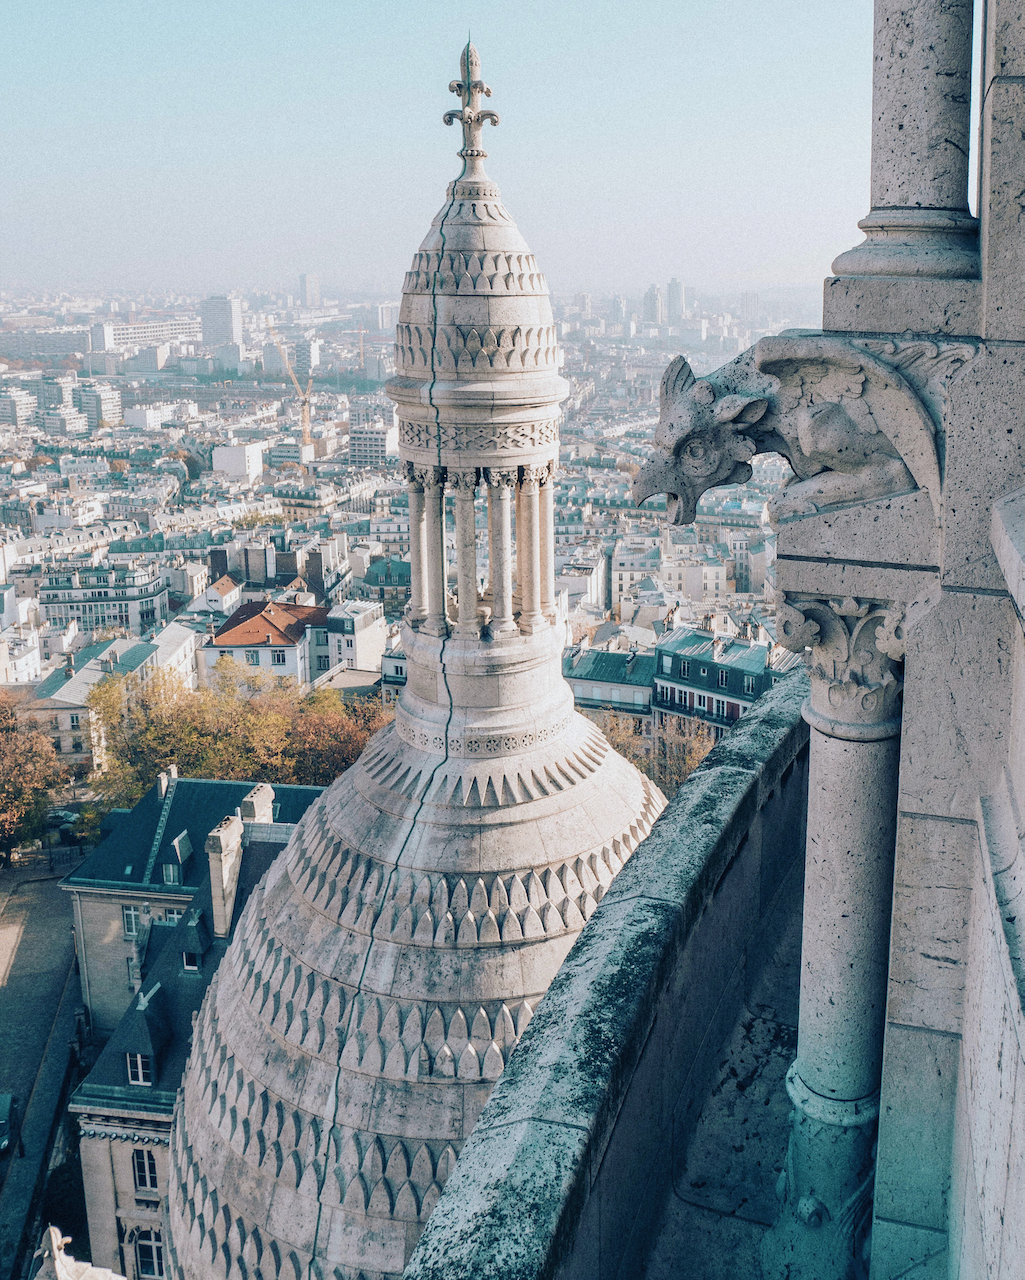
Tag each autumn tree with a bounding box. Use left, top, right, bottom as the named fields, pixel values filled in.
left=0, top=692, right=65, bottom=861
left=87, top=659, right=394, bottom=812
left=595, top=708, right=715, bottom=799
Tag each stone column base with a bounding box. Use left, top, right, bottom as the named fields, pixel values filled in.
left=759, top=1066, right=877, bottom=1280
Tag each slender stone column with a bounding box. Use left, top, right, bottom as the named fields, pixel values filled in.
left=484, top=468, right=517, bottom=637
left=761, top=595, right=905, bottom=1280
left=513, top=480, right=524, bottom=615
left=451, top=468, right=480, bottom=637
left=539, top=462, right=556, bottom=622
left=421, top=467, right=449, bottom=637
left=405, top=463, right=428, bottom=624
left=831, top=0, right=977, bottom=280
left=517, top=466, right=546, bottom=633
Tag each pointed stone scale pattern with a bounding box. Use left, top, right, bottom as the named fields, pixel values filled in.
left=167, top=42, right=667, bottom=1280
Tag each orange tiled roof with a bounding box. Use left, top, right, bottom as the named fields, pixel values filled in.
left=213, top=601, right=330, bottom=646
left=208, top=574, right=240, bottom=597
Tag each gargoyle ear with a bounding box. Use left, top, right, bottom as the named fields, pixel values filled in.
left=713, top=395, right=769, bottom=426
left=660, top=356, right=695, bottom=414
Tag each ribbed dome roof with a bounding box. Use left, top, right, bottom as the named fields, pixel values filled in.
left=167, top=44, right=666, bottom=1280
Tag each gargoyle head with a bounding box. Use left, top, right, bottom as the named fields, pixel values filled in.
left=633, top=357, right=770, bottom=525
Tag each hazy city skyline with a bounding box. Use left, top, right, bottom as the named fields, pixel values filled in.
left=2, top=0, right=881, bottom=297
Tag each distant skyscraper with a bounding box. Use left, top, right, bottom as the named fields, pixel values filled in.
left=376, top=301, right=401, bottom=330
left=574, top=292, right=592, bottom=319
left=740, top=291, right=761, bottom=322
left=199, top=295, right=243, bottom=346
left=299, top=272, right=320, bottom=309
left=611, top=295, right=627, bottom=324
left=293, top=338, right=321, bottom=381
left=643, top=284, right=665, bottom=325
left=667, top=277, right=684, bottom=324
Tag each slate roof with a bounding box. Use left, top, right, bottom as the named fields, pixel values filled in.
left=656, top=627, right=771, bottom=675
left=33, top=637, right=159, bottom=703
left=563, top=648, right=658, bottom=688
left=69, top=834, right=285, bottom=1117
left=62, top=777, right=323, bottom=893
left=212, top=600, right=330, bottom=646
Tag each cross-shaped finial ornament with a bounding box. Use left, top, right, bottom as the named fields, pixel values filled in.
left=444, top=42, right=499, bottom=170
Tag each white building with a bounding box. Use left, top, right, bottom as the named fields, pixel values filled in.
left=326, top=599, right=387, bottom=671
left=199, top=296, right=243, bottom=346
left=211, top=443, right=265, bottom=483
left=76, top=384, right=122, bottom=428
left=123, top=406, right=169, bottom=431
left=41, top=408, right=89, bottom=436
left=198, top=599, right=331, bottom=689
left=348, top=418, right=399, bottom=467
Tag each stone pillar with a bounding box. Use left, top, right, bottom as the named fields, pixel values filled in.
left=539, top=463, right=556, bottom=622
left=517, top=466, right=546, bottom=633
left=513, top=480, right=524, bottom=615
left=451, top=468, right=480, bottom=637
left=761, top=595, right=905, bottom=1280
left=421, top=467, right=449, bottom=637
left=406, top=463, right=428, bottom=623
left=979, top=0, right=1025, bottom=338
left=831, top=0, right=977, bottom=282
left=485, top=469, right=517, bottom=637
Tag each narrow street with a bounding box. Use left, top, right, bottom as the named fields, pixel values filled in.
left=0, top=863, right=79, bottom=1279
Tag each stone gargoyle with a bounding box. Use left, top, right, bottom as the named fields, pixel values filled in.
left=633, top=333, right=943, bottom=525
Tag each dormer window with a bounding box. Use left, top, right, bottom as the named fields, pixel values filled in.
left=162, top=863, right=181, bottom=885
left=127, top=1053, right=152, bottom=1086
left=183, top=952, right=199, bottom=972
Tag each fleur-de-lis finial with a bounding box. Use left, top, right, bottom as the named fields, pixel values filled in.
left=444, top=41, right=499, bottom=177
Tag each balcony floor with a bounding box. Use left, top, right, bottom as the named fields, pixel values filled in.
left=642, top=888, right=802, bottom=1280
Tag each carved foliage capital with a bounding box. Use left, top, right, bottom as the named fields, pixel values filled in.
left=412, top=465, right=447, bottom=490
left=483, top=467, right=517, bottom=490
left=448, top=468, right=480, bottom=492
left=780, top=594, right=905, bottom=734
left=520, top=463, right=550, bottom=488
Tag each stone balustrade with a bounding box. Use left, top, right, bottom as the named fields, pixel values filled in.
left=403, top=672, right=810, bottom=1280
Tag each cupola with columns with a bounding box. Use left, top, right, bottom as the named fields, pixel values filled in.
left=166, top=45, right=664, bottom=1280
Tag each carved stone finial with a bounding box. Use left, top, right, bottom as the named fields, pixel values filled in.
left=444, top=41, right=499, bottom=174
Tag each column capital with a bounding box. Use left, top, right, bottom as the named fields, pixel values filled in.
left=448, top=468, right=480, bottom=491
left=413, top=465, right=447, bottom=489
left=404, top=461, right=424, bottom=491
left=519, top=463, right=547, bottom=490
left=779, top=594, right=905, bottom=739
left=483, top=467, right=517, bottom=489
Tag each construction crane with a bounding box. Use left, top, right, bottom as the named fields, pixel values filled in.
left=267, top=326, right=313, bottom=469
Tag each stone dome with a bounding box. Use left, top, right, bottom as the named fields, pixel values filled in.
left=166, top=42, right=666, bottom=1280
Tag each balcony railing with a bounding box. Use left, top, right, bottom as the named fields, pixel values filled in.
left=403, top=672, right=810, bottom=1280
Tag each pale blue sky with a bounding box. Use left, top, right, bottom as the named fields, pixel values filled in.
left=0, top=0, right=876, bottom=298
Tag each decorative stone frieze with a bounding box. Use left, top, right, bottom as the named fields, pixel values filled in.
left=399, top=418, right=559, bottom=455
left=395, top=322, right=558, bottom=374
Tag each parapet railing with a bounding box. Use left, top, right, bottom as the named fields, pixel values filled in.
left=404, top=670, right=810, bottom=1280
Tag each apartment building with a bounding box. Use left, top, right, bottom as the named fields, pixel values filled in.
left=38, top=557, right=169, bottom=635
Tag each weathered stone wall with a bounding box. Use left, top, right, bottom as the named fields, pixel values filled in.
left=402, top=673, right=809, bottom=1280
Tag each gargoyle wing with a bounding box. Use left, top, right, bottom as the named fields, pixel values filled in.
left=755, top=334, right=943, bottom=522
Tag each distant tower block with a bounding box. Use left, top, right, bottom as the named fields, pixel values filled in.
left=299, top=272, right=320, bottom=309
left=167, top=43, right=665, bottom=1280
left=667, top=277, right=684, bottom=324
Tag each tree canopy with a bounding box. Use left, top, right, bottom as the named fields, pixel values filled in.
left=87, top=659, right=393, bottom=811
left=0, top=691, right=64, bottom=857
